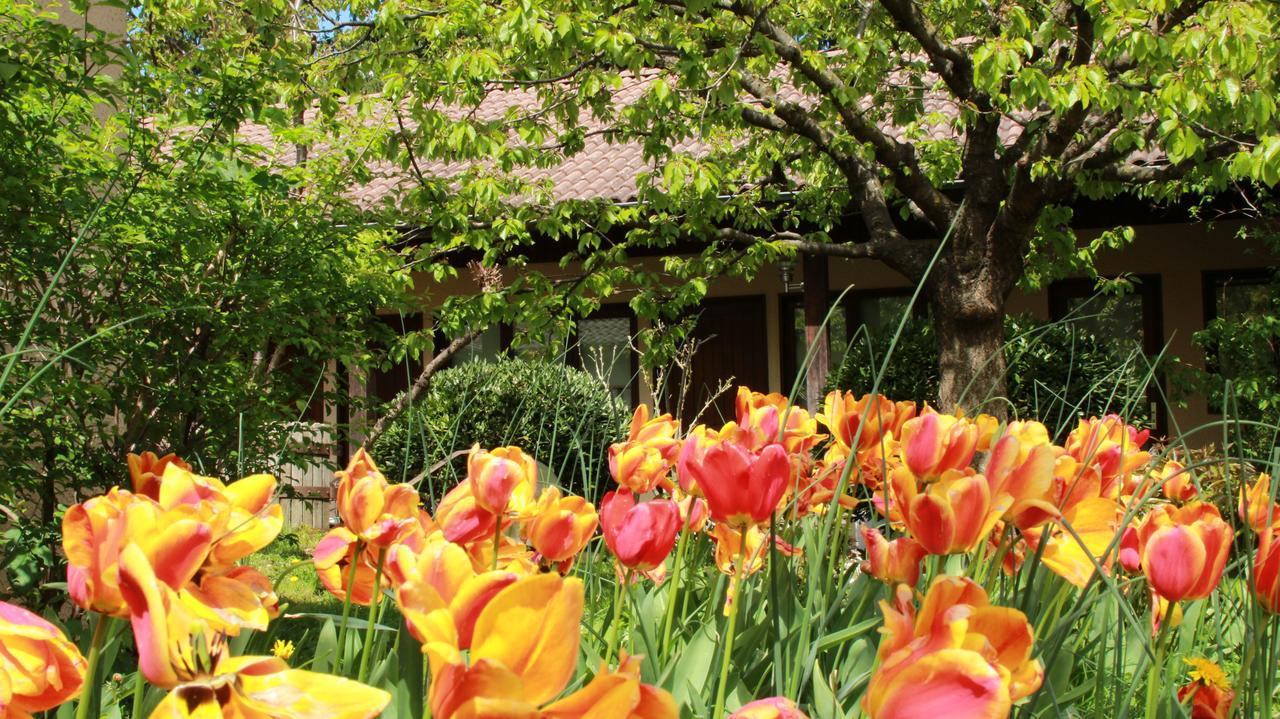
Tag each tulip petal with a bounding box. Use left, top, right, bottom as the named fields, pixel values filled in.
left=471, top=574, right=584, bottom=706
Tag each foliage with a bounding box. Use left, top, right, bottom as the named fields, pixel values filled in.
left=829, top=314, right=1153, bottom=431
left=1190, top=240, right=1279, bottom=463
left=0, top=0, right=409, bottom=603
left=370, top=359, right=629, bottom=500
left=297, top=0, right=1280, bottom=406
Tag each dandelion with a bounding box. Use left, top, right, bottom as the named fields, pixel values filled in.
left=272, top=640, right=296, bottom=661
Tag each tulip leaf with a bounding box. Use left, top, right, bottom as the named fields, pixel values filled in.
left=312, top=618, right=338, bottom=674
left=395, top=627, right=425, bottom=719
left=671, top=622, right=717, bottom=704
left=812, top=658, right=845, bottom=719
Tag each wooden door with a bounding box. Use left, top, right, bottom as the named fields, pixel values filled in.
left=678, top=296, right=769, bottom=425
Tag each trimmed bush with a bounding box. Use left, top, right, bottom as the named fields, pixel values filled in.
left=371, top=359, right=629, bottom=501
left=827, top=314, right=1154, bottom=434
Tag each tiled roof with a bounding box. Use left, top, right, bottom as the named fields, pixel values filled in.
left=235, top=72, right=1140, bottom=209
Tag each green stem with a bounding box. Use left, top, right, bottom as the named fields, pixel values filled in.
left=603, top=568, right=628, bottom=664
left=130, top=666, right=147, bottom=719
left=357, top=548, right=387, bottom=684
left=334, top=540, right=364, bottom=675
left=74, top=612, right=109, bottom=719
left=712, top=537, right=749, bottom=719
left=1144, top=617, right=1171, bottom=719
left=491, top=517, right=503, bottom=571
left=660, top=526, right=690, bottom=661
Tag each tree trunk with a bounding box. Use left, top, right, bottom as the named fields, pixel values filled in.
left=934, top=306, right=1007, bottom=414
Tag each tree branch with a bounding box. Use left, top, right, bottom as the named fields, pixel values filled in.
left=876, top=0, right=974, bottom=100
left=363, top=328, right=483, bottom=447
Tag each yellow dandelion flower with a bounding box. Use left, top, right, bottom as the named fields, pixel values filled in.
left=272, top=639, right=296, bottom=661
left=1184, top=657, right=1231, bottom=690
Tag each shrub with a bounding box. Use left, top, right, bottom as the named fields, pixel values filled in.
left=827, top=314, right=1153, bottom=433
left=371, top=359, right=629, bottom=500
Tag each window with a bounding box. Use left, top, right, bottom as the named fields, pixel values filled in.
left=1048, top=275, right=1165, bottom=432
left=1201, top=269, right=1276, bottom=412
left=781, top=289, right=920, bottom=391
left=570, top=307, right=638, bottom=405
left=452, top=326, right=503, bottom=365
left=367, top=313, right=423, bottom=404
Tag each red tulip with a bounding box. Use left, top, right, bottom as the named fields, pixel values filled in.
left=1253, top=528, right=1280, bottom=613
left=860, top=527, right=926, bottom=587
left=1119, top=502, right=1233, bottom=603
left=600, top=490, right=680, bottom=571
left=679, top=429, right=790, bottom=527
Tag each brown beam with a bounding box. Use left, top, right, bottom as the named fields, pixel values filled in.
left=802, top=253, right=830, bottom=409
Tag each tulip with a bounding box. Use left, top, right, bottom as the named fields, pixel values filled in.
left=609, top=405, right=681, bottom=493
left=710, top=523, right=800, bottom=609
left=860, top=527, right=926, bottom=587
left=1253, top=528, right=1280, bottom=613
left=984, top=433, right=1059, bottom=530
left=601, top=490, right=680, bottom=571
left=1119, top=502, right=1233, bottom=603
left=1177, top=658, right=1234, bottom=719
left=426, top=574, right=676, bottom=719
left=898, top=409, right=979, bottom=479
left=1152, top=460, right=1198, bottom=503
left=433, top=481, right=500, bottom=545
left=313, top=527, right=381, bottom=606
left=467, top=445, right=537, bottom=516
left=729, top=697, right=808, bottom=719
left=889, top=466, right=1009, bottom=556
left=1064, top=415, right=1151, bottom=498
left=127, top=451, right=192, bottom=499
left=117, top=542, right=390, bottom=719
left=864, top=576, right=1043, bottom=719
left=734, top=386, right=822, bottom=453
left=679, top=429, right=791, bottom=527
left=336, top=448, right=421, bottom=546
left=63, top=489, right=212, bottom=617
left=1239, top=472, right=1277, bottom=534
left=390, top=537, right=520, bottom=652
left=675, top=490, right=709, bottom=532
left=0, top=600, right=86, bottom=716
left=817, top=391, right=914, bottom=454
left=1021, top=497, right=1122, bottom=588
left=522, top=487, right=598, bottom=572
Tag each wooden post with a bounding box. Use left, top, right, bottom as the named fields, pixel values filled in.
left=802, top=253, right=830, bottom=409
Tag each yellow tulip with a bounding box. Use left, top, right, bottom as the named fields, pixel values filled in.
left=0, top=600, right=86, bottom=717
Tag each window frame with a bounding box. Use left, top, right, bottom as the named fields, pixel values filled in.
left=566, top=303, right=640, bottom=408
left=1199, top=268, right=1275, bottom=415
left=779, top=287, right=923, bottom=391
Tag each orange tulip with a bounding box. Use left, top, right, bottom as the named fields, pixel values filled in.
left=864, top=576, right=1043, bottom=719
left=860, top=527, right=926, bottom=587
left=336, top=448, right=421, bottom=546
left=1064, top=415, right=1151, bottom=498
left=313, top=527, right=381, bottom=606
left=675, top=489, right=709, bottom=532
left=678, top=428, right=790, bottom=527
left=984, top=432, right=1059, bottom=530
left=1239, top=473, right=1277, bottom=533
left=609, top=405, right=681, bottom=493
left=127, top=451, right=192, bottom=499
left=1152, top=460, right=1198, bottom=502
left=63, top=488, right=212, bottom=617
left=729, top=696, right=808, bottom=718
left=734, top=387, right=822, bottom=453
left=522, top=488, right=598, bottom=571
left=1253, top=528, right=1280, bottom=613
left=434, top=480, right=500, bottom=545
left=117, top=544, right=389, bottom=719
left=711, top=523, right=799, bottom=614
left=389, top=537, right=521, bottom=652
left=898, top=409, right=978, bottom=480
left=1021, top=497, right=1122, bottom=588
left=601, top=490, right=680, bottom=572
left=1119, top=502, right=1233, bottom=603
left=467, top=445, right=537, bottom=516
left=425, top=574, right=676, bottom=719
left=1177, top=658, right=1234, bottom=719
left=888, top=466, right=1008, bottom=556
left=0, top=600, right=86, bottom=717
left=817, top=391, right=914, bottom=454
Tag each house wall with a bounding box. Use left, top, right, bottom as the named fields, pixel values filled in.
left=405, top=219, right=1274, bottom=445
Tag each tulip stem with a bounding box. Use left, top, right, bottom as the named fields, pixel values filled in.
left=1144, top=619, right=1170, bottom=719
left=660, top=526, right=689, bottom=661
left=334, top=542, right=363, bottom=675
left=604, top=568, right=628, bottom=663
left=130, top=668, right=147, bottom=719
left=492, top=519, right=502, bottom=571
left=357, top=548, right=386, bottom=684
left=712, top=538, right=748, bottom=719
left=74, top=612, right=109, bottom=719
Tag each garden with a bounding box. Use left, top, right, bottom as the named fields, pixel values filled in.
left=3, top=0, right=1280, bottom=718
